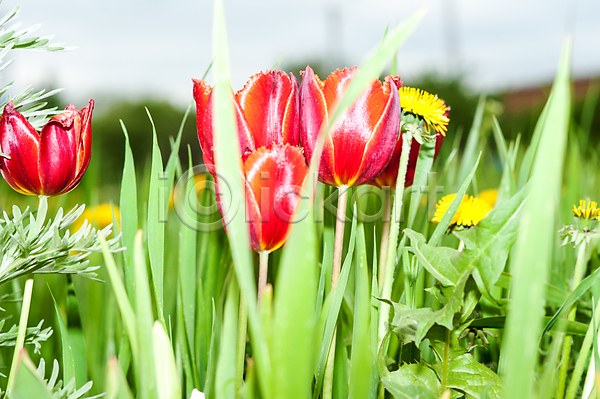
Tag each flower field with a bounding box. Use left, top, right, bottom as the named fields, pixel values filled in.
left=0, top=2, right=599, bottom=399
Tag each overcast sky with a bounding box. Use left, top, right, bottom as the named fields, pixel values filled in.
left=3, top=0, right=599, bottom=110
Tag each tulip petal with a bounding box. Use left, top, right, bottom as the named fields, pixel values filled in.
left=0, top=102, right=42, bottom=194
left=193, top=79, right=256, bottom=171
left=193, top=79, right=217, bottom=170
left=244, top=145, right=308, bottom=252
left=299, top=66, right=327, bottom=165
left=61, top=100, right=94, bottom=194
left=348, top=76, right=401, bottom=186
left=236, top=71, right=299, bottom=149
left=39, top=109, right=80, bottom=196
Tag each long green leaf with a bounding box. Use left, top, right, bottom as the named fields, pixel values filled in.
left=215, top=277, right=239, bottom=399
left=134, top=230, right=157, bottom=399
left=49, top=288, right=76, bottom=388
left=541, top=257, right=600, bottom=338
left=211, top=1, right=272, bottom=396
left=119, top=121, right=138, bottom=306
left=502, top=37, right=571, bottom=398
left=153, top=321, right=181, bottom=399
left=100, top=235, right=140, bottom=370
left=271, top=164, right=318, bottom=399
left=146, top=109, right=166, bottom=327
left=457, top=94, right=486, bottom=185
left=349, top=221, right=374, bottom=399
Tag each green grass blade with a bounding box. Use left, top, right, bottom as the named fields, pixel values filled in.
left=179, top=148, right=198, bottom=368
left=541, top=257, right=599, bottom=338
left=457, top=94, right=485, bottom=185
left=145, top=108, right=166, bottom=327
left=271, top=176, right=318, bottom=399
left=49, top=287, right=76, bottom=388
left=215, top=277, right=239, bottom=399
left=100, top=235, right=140, bottom=369
left=502, top=36, right=571, bottom=399
left=119, top=121, right=138, bottom=306
left=517, top=98, right=550, bottom=187
left=211, top=0, right=272, bottom=396
left=349, top=221, right=374, bottom=399
left=134, top=230, right=157, bottom=399
left=153, top=321, right=181, bottom=399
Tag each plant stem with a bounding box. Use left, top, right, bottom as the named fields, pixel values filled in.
left=258, top=251, right=269, bottom=306
left=331, top=187, right=349, bottom=289
left=557, top=241, right=588, bottom=399
left=7, top=278, right=34, bottom=394
left=378, top=132, right=412, bottom=345
left=441, top=328, right=451, bottom=393
left=236, top=293, right=248, bottom=394
left=378, top=188, right=392, bottom=293
left=323, top=186, right=349, bottom=399
left=565, top=295, right=600, bottom=399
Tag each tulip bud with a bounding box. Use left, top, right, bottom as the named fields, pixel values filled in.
left=300, top=66, right=401, bottom=187
left=0, top=100, right=94, bottom=196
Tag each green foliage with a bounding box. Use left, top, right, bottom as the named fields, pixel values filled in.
left=0, top=197, right=121, bottom=286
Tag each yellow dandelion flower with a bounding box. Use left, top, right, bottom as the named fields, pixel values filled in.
left=432, top=194, right=492, bottom=228
left=478, top=189, right=498, bottom=208
left=572, top=200, right=600, bottom=220
left=399, top=87, right=449, bottom=136
left=456, top=196, right=493, bottom=227
left=432, top=194, right=465, bottom=225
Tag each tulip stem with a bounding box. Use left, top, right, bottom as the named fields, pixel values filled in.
left=323, top=186, right=349, bottom=399
left=258, top=251, right=269, bottom=306
left=378, top=188, right=392, bottom=293
left=378, top=131, right=413, bottom=346
left=332, top=186, right=349, bottom=290
left=7, top=278, right=34, bottom=394
left=557, top=241, right=588, bottom=399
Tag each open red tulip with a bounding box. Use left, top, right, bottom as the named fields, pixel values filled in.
left=193, top=70, right=299, bottom=174
left=0, top=100, right=94, bottom=196
left=300, top=66, right=401, bottom=187
left=243, top=144, right=308, bottom=252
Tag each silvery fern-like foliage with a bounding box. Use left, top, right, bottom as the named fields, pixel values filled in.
left=0, top=197, right=122, bottom=286
left=0, top=0, right=71, bottom=129
left=0, top=319, right=53, bottom=356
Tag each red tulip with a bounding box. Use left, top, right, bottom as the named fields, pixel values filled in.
left=243, top=144, right=308, bottom=252
left=300, top=66, right=401, bottom=187
left=193, top=70, right=299, bottom=173
left=371, top=131, right=445, bottom=188
left=0, top=100, right=94, bottom=196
